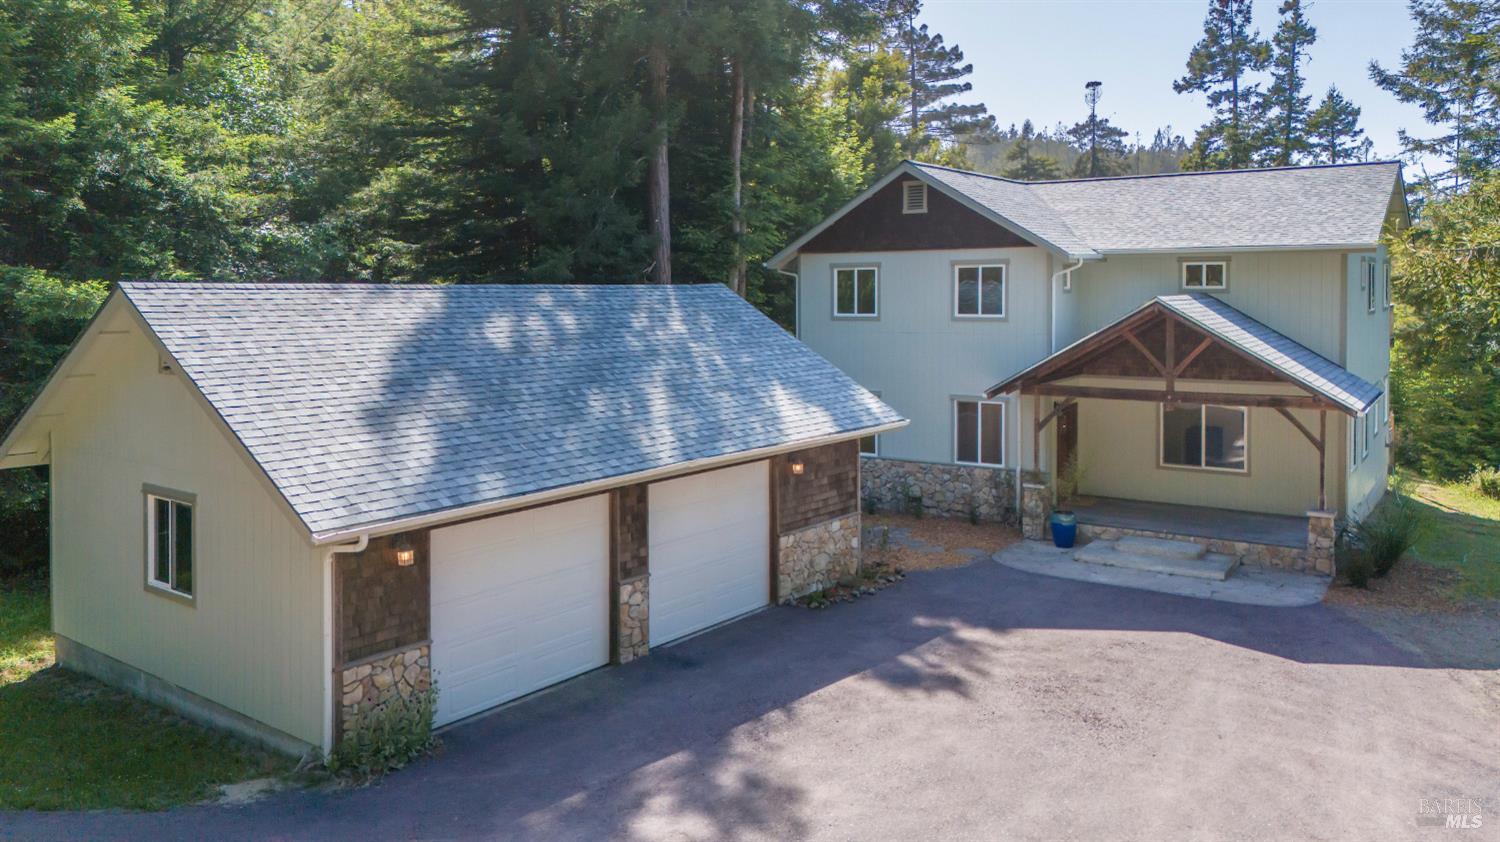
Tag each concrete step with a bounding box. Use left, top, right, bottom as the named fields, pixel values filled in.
left=1114, top=535, right=1207, bottom=561
left=1073, top=542, right=1238, bottom=581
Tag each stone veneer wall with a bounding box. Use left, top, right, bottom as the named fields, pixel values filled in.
left=777, top=513, right=861, bottom=601
left=1306, top=511, right=1336, bottom=576
left=1077, top=523, right=1320, bottom=573
left=861, top=457, right=1017, bottom=523
left=610, top=485, right=650, bottom=663
left=338, top=643, right=431, bottom=740
left=1020, top=482, right=1051, bottom=541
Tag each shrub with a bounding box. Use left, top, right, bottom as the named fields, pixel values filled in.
left=1336, top=530, right=1375, bottom=588
left=1351, top=491, right=1427, bottom=578
left=1470, top=466, right=1500, bottom=501
left=327, top=686, right=437, bottom=780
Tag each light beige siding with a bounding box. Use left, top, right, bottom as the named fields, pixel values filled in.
left=49, top=303, right=327, bottom=747
left=797, top=247, right=1049, bottom=469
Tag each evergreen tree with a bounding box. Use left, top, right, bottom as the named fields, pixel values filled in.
left=886, top=1, right=995, bottom=144
left=1002, top=120, right=1062, bottom=180
left=1066, top=81, right=1130, bottom=177
left=1370, top=0, right=1500, bottom=190
left=1258, top=0, right=1316, bottom=166
left=1174, top=0, right=1271, bottom=170
left=1306, top=85, right=1372, bottom=163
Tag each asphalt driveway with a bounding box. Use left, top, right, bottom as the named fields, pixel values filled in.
left=7, top=559, right=1499, bottom=841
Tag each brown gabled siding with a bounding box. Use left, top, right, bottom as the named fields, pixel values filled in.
left=802, top=178, right=1035, bottom=254
left=775, top=440, right=860, bottom=533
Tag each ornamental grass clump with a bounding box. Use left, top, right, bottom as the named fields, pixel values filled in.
left=327, top=687, right=437, bottom=780
left=1349, top=489, right=1428, bottom=579
left=1470, top=466, right=1500, bottom=501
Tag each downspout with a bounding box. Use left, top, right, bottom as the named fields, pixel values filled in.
left=776, top=267, right=800, bottom=338
left=1049, top=258, right=1084, bottom=354
left=322, top=533, right=368, bottom=756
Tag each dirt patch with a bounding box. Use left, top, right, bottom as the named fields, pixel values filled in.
left=1324, top=557, right=1467, bottom=613
left=865, top=514, right=1020, bottom=571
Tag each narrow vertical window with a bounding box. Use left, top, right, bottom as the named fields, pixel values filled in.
left=834, top=267, right=878, bottom=317
left=146, top=492, right=195, bottom=598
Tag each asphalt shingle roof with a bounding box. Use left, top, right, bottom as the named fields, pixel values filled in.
left=1157, top=294, right=1382, bottom=414
left=909, top=160, right=1402, bottom=257
left=118, top=282, right=904, bottom=539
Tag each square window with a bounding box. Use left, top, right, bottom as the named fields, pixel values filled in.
left=955, top=265, right=1005, bottom=317
left=834, top=267, right=877, bottom=317
left=1182, top=261, right=1227, bottom=290
left=859, top=435, right=878, bottom=456
left=1160, top=403, right=1248, bottom=472
left=147, top=493, right=194, bottom=598
left=955, top=399, right=1004, bottom=466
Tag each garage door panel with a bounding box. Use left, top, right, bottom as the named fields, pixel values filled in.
left=431, top=494, right=609, bottom=727
left=649, top=462, right=770, bottom=646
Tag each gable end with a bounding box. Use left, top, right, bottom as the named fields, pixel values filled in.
left=803, top=177, right=1036, bottom=254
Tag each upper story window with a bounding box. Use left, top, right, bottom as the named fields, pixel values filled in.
left=955, top=399, right=1004, bottom=466
left=1365, top=259, right=1378, bottom=313
left=859, top=434, right=878, bottom=456
left=1383, top=261, right=1392, bottom=309
left=1160, top=403, right=1247, bottom=472
left=1350, top=413, right=1363, bottom=470
left=902, top=181, right=927, bottom=214
left=833, top=266, right=878, bottom=317
left=954, top=264, right=1006, bottom=318
left=146, top=489, right=195, bottom=599
left=1182, top=261, right=1227, bottom=290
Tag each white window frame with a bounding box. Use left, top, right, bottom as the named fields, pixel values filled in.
left=1157, top=403, right=1249, bottom=474
left=1362, top=409, right=1371, bottom=459
left=953, top=398, right=1006, bottom=467
left=1365, top=259, right=1378, bottom=313
left=859, top=434, right=879, bottom=457
left=902, top=181, right=928, bottom=214
left=1383, top=261, right=1392, bottom=309
left=953, top=263, right=1007, bottom=319
left=832, top=266, right=878, bottom=318
left=145, top=489, right=195, bottom=600
left=1181, top=260, right=1228, bottom=291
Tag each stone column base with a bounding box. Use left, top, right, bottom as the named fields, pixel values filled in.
left=778, top=513, right=861, bottom=602
left=616, top=577, right=649, bottom=663
left=339, top=643, right=431, bottom=741
left=1021, top=482, right=1052, bottom=541
left=1306, top=510, right=1336, bottom=576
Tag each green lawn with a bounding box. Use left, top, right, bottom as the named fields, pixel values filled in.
left=1398, top=472, right=1500, bottom=600
left=0, top=584, right=293, bottom=811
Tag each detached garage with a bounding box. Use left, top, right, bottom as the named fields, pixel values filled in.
left=0, top=282, right=904, bottom=754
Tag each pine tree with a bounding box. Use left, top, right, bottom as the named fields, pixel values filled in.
left=1306, top=85, right=1372, bottom=163
left=886, top=1, right=995, bottom=144
left=1258, top=0, right=1316, bottom=166
left=1174, top=0, right=1271, bottom=170
left=1370, top=0, right=1500, bottom=190
left=1066, top=81, right=1130, bottom=177
left=1002, top=120, right=1062, bottom=180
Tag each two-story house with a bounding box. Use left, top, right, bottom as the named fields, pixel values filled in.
left=769, top=160, right=1406, bottom=574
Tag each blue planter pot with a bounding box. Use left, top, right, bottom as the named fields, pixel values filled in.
left=1050, top=511, right=1078, bottom=549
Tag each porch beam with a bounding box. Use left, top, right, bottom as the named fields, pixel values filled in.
left=1035, top=397, right=1077, bottom=433
left=1122, top=329, right=1168, bottom=378
left=1026, top=384, right=1337, bottom=411
left=1173, top=336, right=1215, bottom=376
left=1274, top=406, right=1321, bottom=450
left=1277, top=406, right=1330, bottom=513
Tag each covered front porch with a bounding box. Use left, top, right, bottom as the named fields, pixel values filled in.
left=993, top=294, right=1382, bottom=576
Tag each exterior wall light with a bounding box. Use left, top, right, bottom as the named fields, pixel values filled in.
left=393, top=535, right=416, bottom=567
left=790, top=460, right=805, bottom=476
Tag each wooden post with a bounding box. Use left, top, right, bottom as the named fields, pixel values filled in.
left=1032, top=392, right=1041, bottom=474
left=1164, top=317, right=1176, bottom=397
left=1318, top=409, right=1327, bottom=512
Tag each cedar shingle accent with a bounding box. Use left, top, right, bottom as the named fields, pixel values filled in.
left=776, top=441, right=860, bottom=534
left=611, top=484, right=649, bottom=582
left=802, top=178, right=1034, bottom=253
left=336, top=532, right=431, bottom=665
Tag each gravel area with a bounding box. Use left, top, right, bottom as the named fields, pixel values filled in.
left=863, top=514, right=1020, bottom=571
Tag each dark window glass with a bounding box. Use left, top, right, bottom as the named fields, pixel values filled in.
left=859, top=435, right=877, bottom=455
left=856, top=269, right=876, bottom=314
left=1204, top=263, right=1225, bottom=288
left=956, top=267, right=979, bottom=314
left=154, top=497, right=172, bottom=584
left=1162, top=404, right=1201, bottom=467
left=980, top=402, right=1003, bottom=465
left=981, top=266, right=1004, bottom=315
left=956, top=401, right=979, bottom=463
left=1184, top=264, right=1203, bottom=287
left=836, top=270, right=855, bottom=314
left=173, top=501, right=193, bottom=595
left=1204, top=405, right=1247, bottom=470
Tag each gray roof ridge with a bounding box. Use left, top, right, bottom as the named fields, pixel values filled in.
left=910, top=158, right=1401, bottom=187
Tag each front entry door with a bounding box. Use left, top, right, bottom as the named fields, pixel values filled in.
left=1056, top=400, right=1078, bottom=474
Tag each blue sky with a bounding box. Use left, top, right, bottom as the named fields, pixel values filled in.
left=917, top=0, right=1435, bottom=170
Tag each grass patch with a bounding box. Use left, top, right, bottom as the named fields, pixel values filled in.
left=1397, top=471, right=1500, bottom=600
left=0, top=584, right=293, bottom=811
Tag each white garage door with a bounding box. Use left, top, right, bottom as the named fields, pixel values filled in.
left=430, top=495, right=609, bottom=727
left=649, top=461, right=771, bottom=646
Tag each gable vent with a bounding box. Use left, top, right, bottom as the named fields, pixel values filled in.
left=902, top=181, right=928, bottom=214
